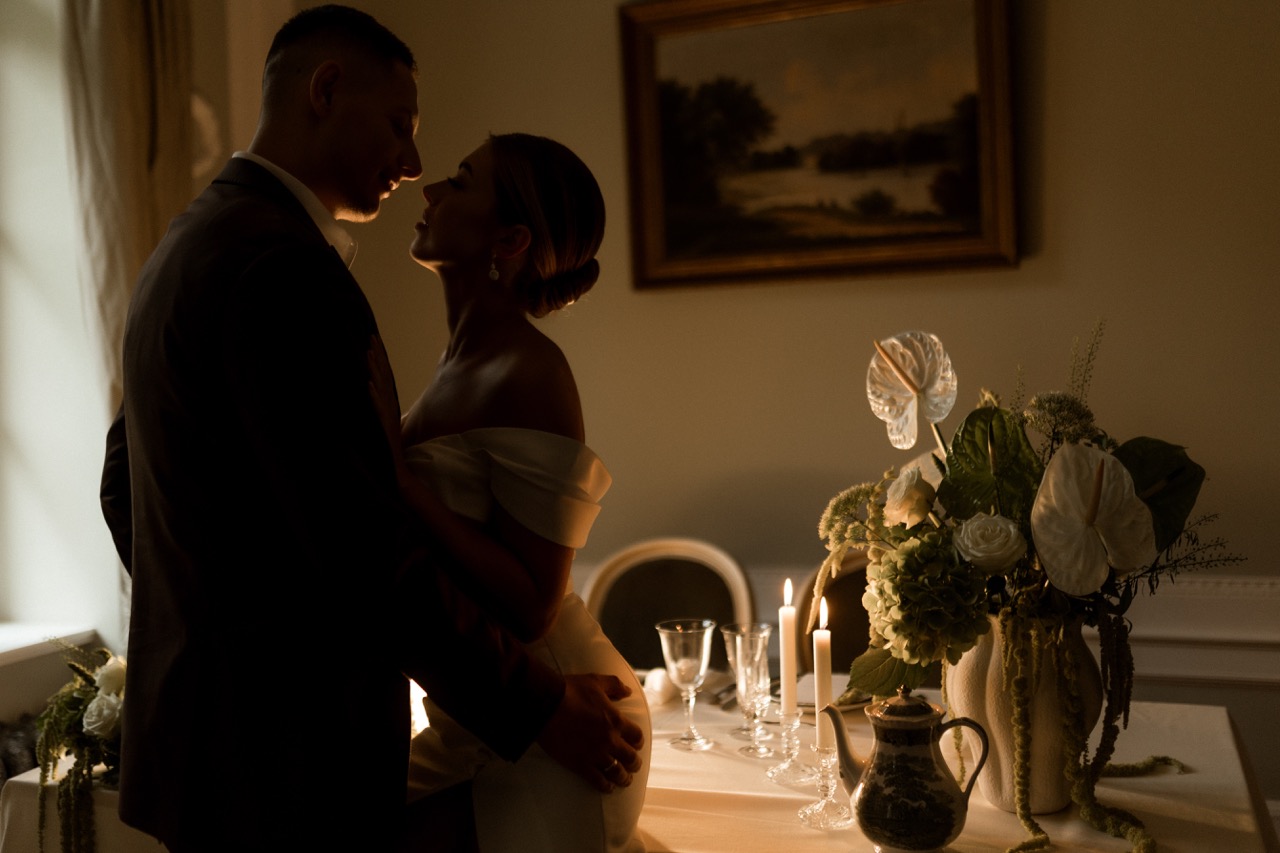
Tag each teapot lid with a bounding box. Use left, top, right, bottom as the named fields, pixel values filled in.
left=866, top=686, right=943, bottom=725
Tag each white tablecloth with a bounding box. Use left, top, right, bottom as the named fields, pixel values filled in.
left=637, top=674, right=1276, bottom=852
left=3, top=684, right=1273, bottom=853
left=0, top=759, right=161, bottom=853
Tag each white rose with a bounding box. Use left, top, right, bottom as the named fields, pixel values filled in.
left=95, top=656, right=127, bottom=695
left=955, top=512, right=1027, bottom=570
left=883, top=467, right=936, bottom=528
left=82, top=692, right=123, bottom=739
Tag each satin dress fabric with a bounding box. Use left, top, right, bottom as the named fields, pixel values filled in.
left=403, top=428, right=650, bottom=853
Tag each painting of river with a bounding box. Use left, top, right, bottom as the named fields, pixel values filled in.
left=621, top=0, right=1016, bottom=284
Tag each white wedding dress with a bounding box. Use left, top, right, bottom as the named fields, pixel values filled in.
left=403, top=427, right=650, bottom=853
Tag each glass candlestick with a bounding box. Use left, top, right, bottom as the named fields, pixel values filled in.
left=767, top=710, right=817, bottom=784
left=797, top=745, right=853, bottom=829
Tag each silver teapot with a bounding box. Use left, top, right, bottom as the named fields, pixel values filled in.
left=823, top=687, right=988, bottom=852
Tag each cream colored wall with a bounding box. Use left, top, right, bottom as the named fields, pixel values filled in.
left=342, top=0, right=1278, bottom=588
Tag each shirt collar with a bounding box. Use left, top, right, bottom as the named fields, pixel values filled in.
left=233, top=151, right=358, bottom=268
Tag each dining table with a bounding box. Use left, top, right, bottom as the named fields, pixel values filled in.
left=635, top=672, right=1277, bottom=852
left=2, top=673, right=1275, bottom=852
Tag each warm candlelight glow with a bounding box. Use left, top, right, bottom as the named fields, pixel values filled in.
left=819, top=596, right=828, bottom=630
left=784, top=577, right=792, bottom=606
left=409, top=681, right=430, bottom=735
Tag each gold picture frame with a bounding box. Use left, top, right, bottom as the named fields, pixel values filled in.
left=620, top=0, right=1016, bottom=287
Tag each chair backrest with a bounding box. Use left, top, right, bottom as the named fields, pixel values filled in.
left=795, top=551, right=871, bottom=676
left=583, top=538, right=753, bottom=671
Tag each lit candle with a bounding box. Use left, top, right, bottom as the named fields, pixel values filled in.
left=778, top=579, right=797, bottom=715
left=813, top=596, right=833, bottom=750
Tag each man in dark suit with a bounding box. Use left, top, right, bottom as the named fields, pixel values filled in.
left=99, top=7, right=641, bottom=851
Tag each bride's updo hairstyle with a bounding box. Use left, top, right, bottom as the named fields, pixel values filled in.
left=489, top=133, right=605, bottom=318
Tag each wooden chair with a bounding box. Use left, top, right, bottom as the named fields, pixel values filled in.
left=582, top=538, right=753, bottom=671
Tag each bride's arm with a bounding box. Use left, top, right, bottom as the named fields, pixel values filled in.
left=367, top=338, right=568, bottom=642
left=394, top=463, right=571, bottom=642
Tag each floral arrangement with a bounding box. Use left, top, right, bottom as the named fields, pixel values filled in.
left=813, top=326, right=1241, bottom=852
left=34, top=643, right=126, bottom=853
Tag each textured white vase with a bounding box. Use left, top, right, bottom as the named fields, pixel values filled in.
left=944, top=615, right=1103, bottom=814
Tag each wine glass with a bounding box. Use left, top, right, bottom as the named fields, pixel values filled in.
left=719, top=624, right=750, bottom=740
left=721, top=623, right=774, bottom=758
left=656, top=619, right=716, bottom=751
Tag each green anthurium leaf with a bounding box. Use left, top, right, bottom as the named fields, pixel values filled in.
left=937, top=407, right=1042, bottom=524
left=846, top=647, right=930, bottom=697
left=1112, top=436, right=1206, bottom=551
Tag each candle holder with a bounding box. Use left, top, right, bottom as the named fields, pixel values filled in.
left=797, top=745, right=853, bottom=830
left=766, top=710, right=817, bottom=785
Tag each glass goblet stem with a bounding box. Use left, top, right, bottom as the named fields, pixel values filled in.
left=797, top=746, right=853, bottom=829
left=767, top=711, right=817, bottom=784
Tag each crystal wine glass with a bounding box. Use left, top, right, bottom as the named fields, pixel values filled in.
left=656, top=619, right=716, bottom=751
left=720, top=624, right=751, bottom=740
left=721, top=622, right=774, bottom=758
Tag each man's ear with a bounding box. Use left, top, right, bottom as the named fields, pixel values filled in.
left=495, top=224, right=532, bottom=261
left=309, top=61, right=342, bottom=115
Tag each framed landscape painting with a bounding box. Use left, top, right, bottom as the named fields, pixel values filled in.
left=620, top=0, right=1016, bottom=287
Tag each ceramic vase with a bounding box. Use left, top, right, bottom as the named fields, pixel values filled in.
left=943, top=615, right=1103, bottom=814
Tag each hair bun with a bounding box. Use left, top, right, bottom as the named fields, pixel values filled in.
left=526, top=258, right=600, bottom=318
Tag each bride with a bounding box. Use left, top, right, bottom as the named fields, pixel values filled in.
left=370, top=132, right=650, bottom=852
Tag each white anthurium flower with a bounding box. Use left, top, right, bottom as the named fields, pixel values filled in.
left=866, top=331, right=958, bottom=450
left=1030, top=442, right=1158, bottom=596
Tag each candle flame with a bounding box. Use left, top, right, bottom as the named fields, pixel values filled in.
left=784, top=577, right=793, bottom=606
left=819, top=596, right=828, bottom=629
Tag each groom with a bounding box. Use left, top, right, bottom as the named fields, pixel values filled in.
left=100, top=6, right=641, bottom=852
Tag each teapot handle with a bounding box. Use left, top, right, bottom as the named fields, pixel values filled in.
left=940, top=717, right=989, bottom=800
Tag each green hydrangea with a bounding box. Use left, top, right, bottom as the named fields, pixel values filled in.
left=863, top=529, right=991, bottom=665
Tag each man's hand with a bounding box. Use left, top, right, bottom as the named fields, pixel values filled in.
left=537, top=673, right=644, bottom=793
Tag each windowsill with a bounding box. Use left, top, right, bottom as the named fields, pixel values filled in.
left=0, top=623, right=99, bottom=666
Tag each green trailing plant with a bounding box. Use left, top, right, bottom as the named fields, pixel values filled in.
left=34, top=642, right=126, bottom=853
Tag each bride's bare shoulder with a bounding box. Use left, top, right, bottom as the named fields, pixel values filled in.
left=494, top=331, right=583, bottom=440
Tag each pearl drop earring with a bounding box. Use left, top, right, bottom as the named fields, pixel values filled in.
left=488, top=254, right=500, bottom=281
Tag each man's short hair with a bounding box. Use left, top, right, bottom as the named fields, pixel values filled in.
left=263, top=4, right=416, bottom=97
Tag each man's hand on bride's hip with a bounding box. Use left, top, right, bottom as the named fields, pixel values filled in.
left=537, top=673, right=645, bottom=794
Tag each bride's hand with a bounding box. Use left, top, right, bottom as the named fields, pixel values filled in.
left=538, top=673, right=644, bottom=793
left=366, top=335, right=405, bottom=466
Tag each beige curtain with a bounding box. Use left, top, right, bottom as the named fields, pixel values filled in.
left=63, top=0, right=193, bottom=414
left=63, top=0, right=193, bottom=637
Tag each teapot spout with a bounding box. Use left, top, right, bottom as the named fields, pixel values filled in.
left=820, top=705, right=863, bottom=798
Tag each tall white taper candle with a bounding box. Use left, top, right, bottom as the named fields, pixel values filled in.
left=779, top=579, right=797, bottom=716
left=813, top=597, right=833, bottom=750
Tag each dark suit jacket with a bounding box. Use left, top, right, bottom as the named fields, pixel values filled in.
left=100, top=157, right=563, bottom=851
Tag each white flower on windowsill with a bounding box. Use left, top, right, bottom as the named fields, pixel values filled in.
left=94, top=654, right=127, bottom=696
left=82, top=691, right=123, bottom=739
